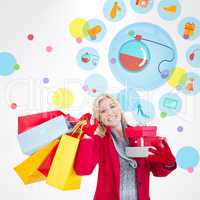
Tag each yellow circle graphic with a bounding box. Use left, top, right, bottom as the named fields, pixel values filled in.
left=52, top=88, right=74, bottom=109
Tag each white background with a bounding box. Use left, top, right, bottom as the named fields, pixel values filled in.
left=0, top=0, right=200, bottom=199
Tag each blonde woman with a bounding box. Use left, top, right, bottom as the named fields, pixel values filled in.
left=74, top=93, right=177, bottom=200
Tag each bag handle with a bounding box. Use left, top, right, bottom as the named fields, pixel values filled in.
left=71, top=120, right=87, bottom=139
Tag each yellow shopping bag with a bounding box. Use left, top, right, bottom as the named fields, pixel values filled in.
left=14, top=139, right=59, bottom=184
left=46, top=120, right=87, bottom=190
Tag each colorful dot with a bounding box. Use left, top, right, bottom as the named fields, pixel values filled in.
left=92, top=88, right=97, bottom=93
left=160, top=112, right=167, bottom=118
left=43, top=77, right=49, bottom=84
left=82, top=84, right=88, bottom=92
left=177, top=126, right=183, bottom=132
left=46, top=46, right=53, bottom=52
left=176, top=85, right=182, bottom=91
left=76, top=37, right=82, bottom=43
left=27, top=34, right=34, bottom=41
left=187, top=167, right=194, bottom=173
left=111, top=58, right=116, bottom=64
left=10, top=103, right=17, bottom=109
left=52, top=88, right=74, bottom=109
left=14, top=64, right=20, bottom=70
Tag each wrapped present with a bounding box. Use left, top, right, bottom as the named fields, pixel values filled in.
left=18, top=114, right=73, bottom=155
left=125, top=126, right=157, bottom=138
left=14, top=139, right=59, bottom=184
left=131, top=136, right=166, bottom=147
left=46, top=120, right=87, bottom=190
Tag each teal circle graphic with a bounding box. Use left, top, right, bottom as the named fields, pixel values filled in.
left=82, top=74, right=108, bottom=97
left=132, top=99, right=155, bottom=124
left=0, top=52, right=17, bottom=76
left=186, top=44, right=200, bottom=68
left=158, top=0, right=181, bottom=21
left=76, top=47, right=99, bottom=70
left=178, top=17, right=200, bottom=40
left=108, top=23, right=177, bottom=91
left=116, top=87, right=140, bottom=112
left=130, top=0, right=154, bottom=14
left=178, top=72, right=200, bottom=96
left=83, top=19, right=107, bottom=42
left=103, top=0, right=126, bottom=22
left=159, top=92, right=182, bottom=116
left=176, top=146, right=200, bottom=170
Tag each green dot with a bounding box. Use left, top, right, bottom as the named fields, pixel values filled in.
left=160, top=112, right=167, bottom=118
left=14, top=64, right=20, bottom=70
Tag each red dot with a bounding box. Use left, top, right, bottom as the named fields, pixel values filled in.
left=46, top=46, right=53, bottom=52
left=10, top=103, right=17, bottom=109
left=27, top=34, right=34, bottom=40
left=92, top=88, right=96, bottom=93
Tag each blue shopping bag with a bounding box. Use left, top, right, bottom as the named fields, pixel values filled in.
left=18, top=115, right=73, bottom=155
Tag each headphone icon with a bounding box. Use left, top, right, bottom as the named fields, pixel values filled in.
left=132, top=34, right=176, bottom=79
left=189, top=49, right=200, bottom=61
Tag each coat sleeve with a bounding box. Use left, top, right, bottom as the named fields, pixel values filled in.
left=74, top=135, right=101, bottom=176
left=149, top=160, right=177, bottom=177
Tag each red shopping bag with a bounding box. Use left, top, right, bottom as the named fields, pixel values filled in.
left=18, top=111, right=78, bottom=134
left=38, top=143, right=59, bottom=177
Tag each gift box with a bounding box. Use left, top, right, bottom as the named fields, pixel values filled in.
left=125, top=126, right=157, bottom=138
left=129, top=136, right=165, bottom=147
left=126, top=146, right=149, bottom=158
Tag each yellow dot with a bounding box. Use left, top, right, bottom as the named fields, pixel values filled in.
left=167, top=67, right=187, bottom=88
left=69, top=18, right=87, bottom=39
left=52, top=88, right=74, bottom=109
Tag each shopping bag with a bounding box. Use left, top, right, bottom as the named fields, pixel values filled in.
left=14, top=139, right=59, bottom=185
left=38, top=143, right=59, bottom=177
left=18, top=110, right=66, bottom=134
left=18, top=115, right=72, bottom=155
left=46, top=120, right=87, bottom=190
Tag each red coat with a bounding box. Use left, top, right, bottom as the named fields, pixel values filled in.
left=74, top=128, right=177, bottom=200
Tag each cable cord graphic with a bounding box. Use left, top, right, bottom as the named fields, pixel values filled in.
left=139, top=37, right=176, bottom=78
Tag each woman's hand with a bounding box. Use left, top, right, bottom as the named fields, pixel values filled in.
left=148, top=139, right=176, bottom=166
left=80, top=113, right=99, bottom=137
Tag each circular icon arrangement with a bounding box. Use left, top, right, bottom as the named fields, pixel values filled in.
left=130, top=0, right=154, bottom=14
left=83, top=19, right=106, bottom=42
left=178, top=17, right=200, bottom=40
left=158, top=0, right=181, bottom=21
left=132, top=99, right=156, bottom=124
left=108, top=22, right=177, bottom=91
left=186, top=44, right=200, bottom=68
left=103, top=0, right=126, bottom=22
left=159, top=92, right=182, bottom=116
left=116, top=87, right=140, bottom=112
left=76, top=47, right=99, bottom=70
left=82, top=74, right=108, bottom=97
left=176, top=146, right=200, bottom=173
left=0, top=52, right=20, bottom=76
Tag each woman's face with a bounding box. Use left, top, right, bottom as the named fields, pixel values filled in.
left=99, top=97, right=122, bottom=128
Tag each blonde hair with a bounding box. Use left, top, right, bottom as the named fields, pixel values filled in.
left=92, top=93, right=128, bottom=137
